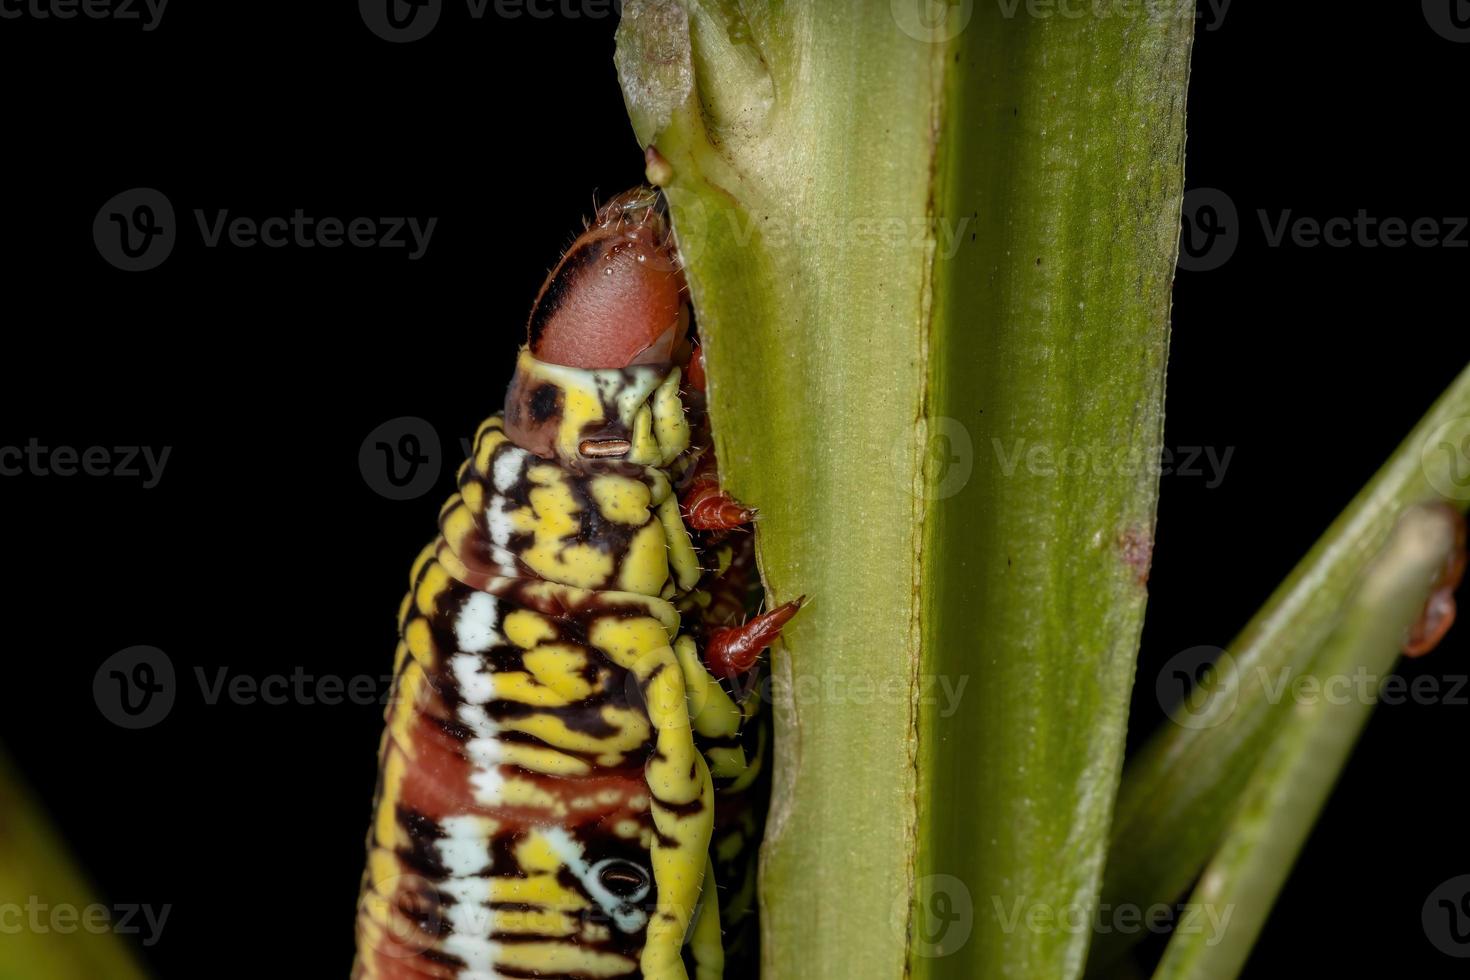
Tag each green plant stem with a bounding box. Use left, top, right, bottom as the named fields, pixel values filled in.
left=617, top=2, right=1193, bottom=976
left=1097, top=365, right=1470, bottom=967
left=918, top=8, right=1191, bottom=980
left=0, top=750, right=150, bottom=979
left=1150, top=503, right=1461, bottom=980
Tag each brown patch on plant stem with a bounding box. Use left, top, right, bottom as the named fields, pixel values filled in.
left=1404, top=505, right=1467, bottom=657
left=1120, top=525, right=1154, bottom=586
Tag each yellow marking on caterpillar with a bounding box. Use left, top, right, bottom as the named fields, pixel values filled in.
left=690, top=857, right=725, bottom=980
left=652, top=367, right=690, bottom=464
left=618, top=519, right=672, bottom=595
left=504, top=706, right=650, bottom=756
left=675, top=635, right=740, bottom=738
left=628, top=404, right=660, bottom=463
left=659, top=492, right=703, bottom=592
left=440, top=499, right=477, bottom=555
left=386, top=659, right=427, bottom=752
left=372, top=750, right=407, bottom=850
left=415, top=561, right=452, bottom=617
left=490, top=740, right=591, bottom=777
left=523, top=642, right=596, bottom=701
left=489, top=873, right=588, bottom=908
left=494, top=907, right=580, bottom=937
left=492, top=672, right=582, bottom=709
left=497, top=942, right=636, bottom=978
left=474, top=419, right=508, bottom=473
left=588, top=615, right=680, bottom=671
left=589, top=473, right=652, bottom=524
left=503, top=608, right=558, bottom=648
left=403, top=617, right=435, bottom=668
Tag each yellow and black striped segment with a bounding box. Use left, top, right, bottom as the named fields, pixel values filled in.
left=354, top=349, right=764, bottom=980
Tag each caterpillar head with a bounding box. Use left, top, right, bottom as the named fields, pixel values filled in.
left=527, top=187, right=691, bottom=370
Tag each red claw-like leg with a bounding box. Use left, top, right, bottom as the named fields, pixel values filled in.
left=681, top=452, right=756, bottom=531
left=705, top=598, right=805, bottom=679
left=683, top=480, right=756, bottom=531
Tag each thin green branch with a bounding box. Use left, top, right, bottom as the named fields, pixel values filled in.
left=1096, top=364, right=1470, bottom=967
left=1151, top=503, right=1461, bottom=980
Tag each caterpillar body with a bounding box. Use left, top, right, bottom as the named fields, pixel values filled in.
left=353, top=188, right=800, bottom=980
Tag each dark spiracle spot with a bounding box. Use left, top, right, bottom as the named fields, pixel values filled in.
left=529, top=384, right=560, bottom=423
left=596, top=860, right=651, bottom=900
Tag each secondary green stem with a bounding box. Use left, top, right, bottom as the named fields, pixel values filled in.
left=1098, top=365, right=1470, bottom=966
left=1151, top=503, right=1461, bottom=980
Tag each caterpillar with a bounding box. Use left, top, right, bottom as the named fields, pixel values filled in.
left=353, top=186, right=801, bottom=980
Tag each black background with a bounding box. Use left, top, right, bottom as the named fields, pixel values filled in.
left=1, top=2, right=1466, bottom=977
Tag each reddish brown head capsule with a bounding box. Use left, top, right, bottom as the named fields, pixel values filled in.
left=527, top=187, right=689, bottom=369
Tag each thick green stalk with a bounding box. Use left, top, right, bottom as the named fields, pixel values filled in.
left=0, top=751, right=150, bottom=979
left=618, top=4, right=938, bottom=974
left=1151, top=503, right=1461, bottom=980
left=918, top=8, right=1192, bottom=980
left=1098, top=366, right=1470, bottom=965
left=617, top=3, right=1192, bottom=975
